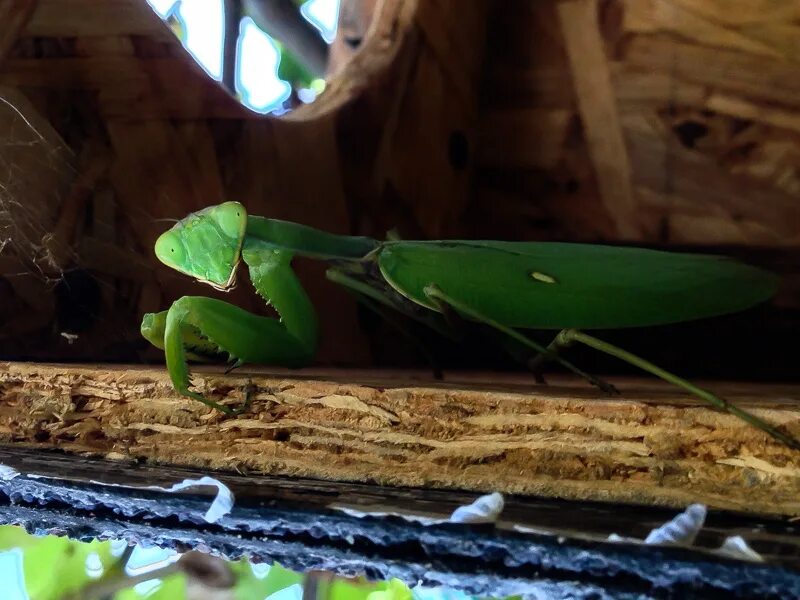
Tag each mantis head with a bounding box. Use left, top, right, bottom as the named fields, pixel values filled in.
left=154, top=201, right=248, bottom=291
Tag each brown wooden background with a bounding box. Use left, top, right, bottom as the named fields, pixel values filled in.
left=0, top=0, right=798, bottom=380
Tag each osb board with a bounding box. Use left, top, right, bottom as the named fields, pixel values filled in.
left=475, top=0, right=800, bottom=256
left=0, top=0, right=490, bottom=368
left=0, top=362, right=798, bottom=517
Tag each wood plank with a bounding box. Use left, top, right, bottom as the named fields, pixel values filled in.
left=629, top=2, right=800, bottom=64
left=0, top=0, right=36, bottom=66
left=623, top=34, right=800, bottom=109
left=621, top=0, right=784, bottom=59
left=0, top=58, right=249, bottom=119
left=622, top=114, right=800, bottom=240
left=25, top=0, right=171, bottom=38
left=634, top=185, right=785, bottom=246
left=612, top=65, right=706, bottom=109
left=0, top=363, right=799, bottom=517
left=414, top=0, right=488, bottom=111
left=0, top=58, right=150, bottom=88
left=667, top=0, right=800, bottom=26
left=481, top=64, right=576, bottom=110
left=705, top=93, right=800, bottom=134
left=556, top=0, right=640, bottom=239
left=478, top=108, right=574, bottom=169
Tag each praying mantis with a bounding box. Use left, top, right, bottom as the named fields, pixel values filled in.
left=140, top=201, right=799, bottom=450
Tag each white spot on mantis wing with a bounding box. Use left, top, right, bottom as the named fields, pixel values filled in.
left=530, top=271, right=558, bottom=284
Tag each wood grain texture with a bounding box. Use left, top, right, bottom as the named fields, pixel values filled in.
left=25, top=0, right=171, bottom=37
left=474, top=0, right=800, bottom=269
left=1, top=362, right=798, bottom=516
left=557, top=0, right=640, bottom=240
left=0, top=1, right=36, bottom=66
left=0, top=0, right=489, bottom=368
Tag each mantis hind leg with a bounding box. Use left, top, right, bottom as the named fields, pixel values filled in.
left=557, top=329, right=800, bottom=451
left=520, top=332, right=619, bottom=394
left=423, top=285, right=798, bottom=449
left=422, top=284, right=617, bottom=394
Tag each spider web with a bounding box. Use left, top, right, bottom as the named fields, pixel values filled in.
left=0, top=88, right=76, bottom=282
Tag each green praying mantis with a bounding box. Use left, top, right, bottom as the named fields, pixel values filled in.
left=140, top=201, right=800, bottom=450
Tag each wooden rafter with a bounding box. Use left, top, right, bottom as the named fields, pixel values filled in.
left=1, top=362, right=798, bottom=516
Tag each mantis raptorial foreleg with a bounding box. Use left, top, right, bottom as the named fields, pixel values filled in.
left=146, top=239, right=318, bottom=414
left=141, top=310, right=229, bottom=363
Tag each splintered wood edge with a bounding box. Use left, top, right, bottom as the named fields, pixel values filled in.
left=0, top=362, right=798, bottom=517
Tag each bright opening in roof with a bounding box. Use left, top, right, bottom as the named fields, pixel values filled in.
left=145, top=0, right=341, bottom=114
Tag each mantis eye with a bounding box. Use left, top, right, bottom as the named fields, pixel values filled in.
left=154, top=231, right=186, bottom=268
left=213, top=201, right=247, bottom=240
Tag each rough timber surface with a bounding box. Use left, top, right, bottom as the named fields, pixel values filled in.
left=0, top=362, right=798, bottom=517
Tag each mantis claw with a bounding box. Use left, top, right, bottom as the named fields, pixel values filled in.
left=231, top=382, right=256, bottom=415
left=182, top=388, right=237, bottom=416
left=224, top=359, right=244, bottom=375
left=594, top=378, right=621, bottom=396
left=179, top=381, right=254, bottom=417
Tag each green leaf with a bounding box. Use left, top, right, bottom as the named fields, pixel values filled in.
left=365, top=578, right=413, bottom=600
left=113, top=574, right=187, bottom=599
left=233, top=560, right=304, bottom=599
left=0, top=527, right=117, bottom=600
left=0, top=525, right=36, bottom=549
left=275, top=43, right=316, bottom=88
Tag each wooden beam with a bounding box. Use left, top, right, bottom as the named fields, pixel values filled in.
left=23, top=0, right=171, bottom=38
left=0, top=362, right=798, bottom=516
left=621, top=0, right=784, bottom=59
left=478, top=108, right=574, bottom=169
left=0, top=0, right=37, bottom=66
left=557, top=0, right=641, bottom=239
left=623, top=33, right=800, bottom=109
left=0, top=58, right=249, bottom=119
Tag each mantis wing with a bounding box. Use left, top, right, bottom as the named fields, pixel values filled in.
left=377, top=241, right=779, bottom=330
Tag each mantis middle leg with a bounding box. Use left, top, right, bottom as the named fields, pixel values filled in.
left=421, top=285, right=617, bottom=394
left=424, top=285, right=799, bottom=449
